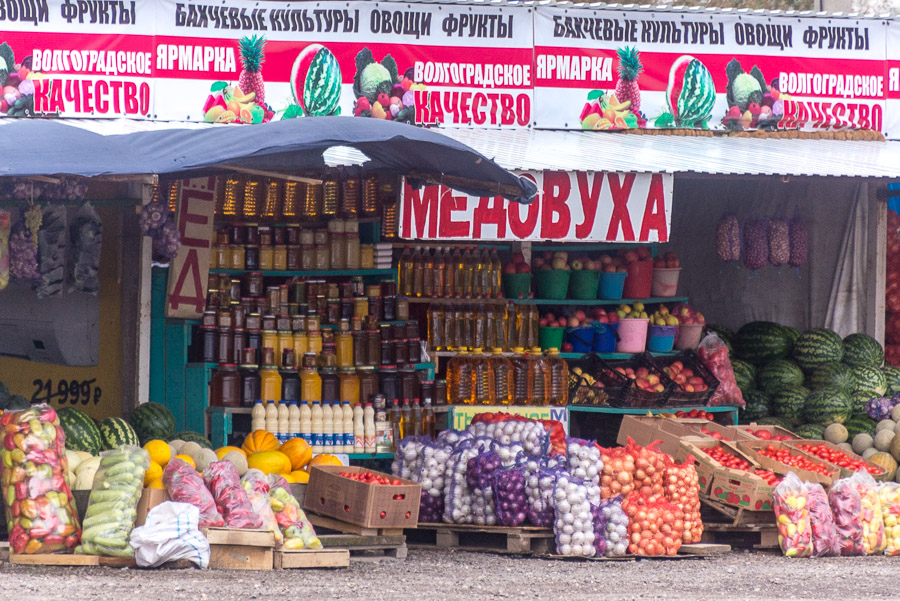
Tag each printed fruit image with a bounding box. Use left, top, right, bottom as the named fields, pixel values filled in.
left=0, top=43, right=36, bottom=117
left=614, top=46, right=643, bottom=116
left=579, top=92, right=640, bottom=130
left=238, top=35, right=267, bottom=106
left=721, top=59, right=781, bottom=131
left=201, top=82, right=272, bottom=124
left=658, top=55, right=715, bottom=128
left=290, top=43, right=342, bottom=117
left=352, top=48, right=423, bottom=124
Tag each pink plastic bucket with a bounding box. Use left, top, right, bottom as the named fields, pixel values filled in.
left=616, top=318, right=649, bottom=354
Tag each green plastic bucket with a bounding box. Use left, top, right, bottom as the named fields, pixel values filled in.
left=535, top=269, right=571, bottom=300
left=568, top=270, right=600, bottom=300
left=502, top=273, right=532, bottom=300
left=539, top=326, right=565, bottom=351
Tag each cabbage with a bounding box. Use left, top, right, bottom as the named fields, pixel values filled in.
left=732, top=73, right=762, bottom=110
left=359, top=62, right=392, bottom=102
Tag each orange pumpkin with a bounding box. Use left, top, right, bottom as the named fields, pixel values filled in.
left=242, top=430, right=279, bottom=455
left=306, top=453, right=343, bottom=471
left=215, top=446, right=247, bottom=460
left=280, top=438, right=313, bottom=471
left=247, top=450, right=292, bottom=475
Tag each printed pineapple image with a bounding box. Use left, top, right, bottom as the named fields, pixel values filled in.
left=238, top=35, right=267, bottom=106
left=614, top=46, right=643, bottom=116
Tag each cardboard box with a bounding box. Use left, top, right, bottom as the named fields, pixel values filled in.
left=202, top=528, right=275, bottom=571
left=135, top=487, right=169, bottom=527
left=673, top=419, right=756, bottom=443
left=708, top=466, right=786, bottom=512
left=728, top=424, right=801, bottom=441
left=735, top=441, right=840, bottom=487
left=616, top=415, right=691, bottom=457
left=786, top=439, right=888, bottom=480
left=677, top=438, right=762, bottom=496
left=304, top=465, right=421, bottom=529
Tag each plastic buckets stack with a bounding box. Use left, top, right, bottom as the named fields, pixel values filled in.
left=566, top=326, right=597, bottom=353
left=623, top=260, right=653, bottom=299
left=568, top=270, right=599, bottom=300
left=539, top=326, right=565, bottom=350
left=594, top=322, right=619, bottom=353
left=598, top=272, right=627, bottom=300
left=651, top=267, right=682, bottom=298
left=647, top=325, right=677, bottom=352
left=616, top=318, right=649, bottom=353
left=535, top=270, right=570, bottom=300
left=503, top=273, right=532, bottom=300
left=675, top=324, right=705, bottom=350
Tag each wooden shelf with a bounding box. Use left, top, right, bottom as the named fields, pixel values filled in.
left=209, top=269, right=394, bottom=278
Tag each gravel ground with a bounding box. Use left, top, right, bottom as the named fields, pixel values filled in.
left=3, top=549, right=900, bottom=600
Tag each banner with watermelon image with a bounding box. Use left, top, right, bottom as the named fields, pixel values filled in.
left=533, top=6, right=887, bottom=134
left=154, top=0, right=534, bottom=127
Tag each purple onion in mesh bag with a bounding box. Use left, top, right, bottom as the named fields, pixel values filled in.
left=866, top=395, right=900, bottom=421
left=494, top=466, right=528, bottom=527
left=590, top=503, right=609, bottom=556
left=789, top=216, right=808, bottom=268
left=767, top=219, right=790, bottom=267
left=444, top=437, right=495, bottom=524
left=525, top=459, right=564, bottom=527
left=715, top=214, right=741, bottom=262
left=742, top=218, right=769, bottom=271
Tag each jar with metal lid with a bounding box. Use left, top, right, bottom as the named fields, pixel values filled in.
left=370, top=296, right=383, bottom=322
left=395, top=334, right=409, bottom=365
left=246, top=272, right=264, bottom=297
left=246, top=226, right=260, bottom=246
left=262, top=329, right=277, bottom=356
left=300, top=245, right=314, bottom=270
left=396, top=297, right=409, bottom=321
left=399, top=367, right=418, bottom=402
left=367, top=329, right=381, bottom=366
left=279, top=285, right=290, bottom=307
left=233, top=328, right=247, bottom=364
left=358, top=366, right=378, bottom=404
left=435, top=380, right=447, bottom=406
left=340, top=298, right=353, bottom=321
left=273, top=245, right=287, bottom=271
left=266, top=287, right=280, bottom=314
left=229, top=279, right=242, bottom=303
left=208, top=273, right=221, bottom=293
left=339, top=368, right=360, bottom=406
left=328, top=219, right=346, bottom=270
left=307, top=331, right=323, bottom=355
left=246, top=330, right=261, bottom=361
left=199, top=326, right=218, bottom=363
left=231, top=305, right=246, bottom=329
left=273, top=226, right=286, bottom=245
left=286, top=245, right=301, bottom=270
left=326, top=298, right=340, bottom=324
left=290, top=281, right=305, bottom=304
left=218, top=288, right=231, bottom=308
left=217, top=310, right=233, bottom=329
left=215, top=244, right=229, bottom=270
left=379, top=366, right=399, bottom=402
left=259, top=227, right=272, bottom=246
left=229, top=225, right=246, bottom=245
left=245, top=245, right=260, bottom=270
left=206, top=289, right=220, bottom=309
left=209, top=247, right=219, bottom=269
left=321, top=329, right=335, bottom=346
left=383, top=296, right=396, bottom=321
left=366, top=285, right=381, bottom=298
left=313, top=244, right=330, bottom=270
left=344, top=219, right=360, bottom=269
left=286, top=226, right=300, bottom=245
left=380, top=338, right=394, bottom=366
left=211, top=364, right=241, bottom=408
left=276, top=331, right=293, bottom=368
left=306, top=314, right=321, bottom=332
left=217, top=326, right=234, bottom=365
left=229, top=245, right=245, bottom=270
left=381, top=280, right=397, bottom=297
left=202, top=310, right=217, bottom=327
left=360, top=245, right=374, bottom=270
left=300, top=228, right=314, bottom=245
left=408, top=336, right=421, bottom=364
left=353, top=298, right=368, bottom=320
left=353, top=329, right=367, bottom=366
left=259, top=244, right=274, bottom=271
left=239, top=351, right=260, bottom=408
left=246, top=313, right=262, bottom=330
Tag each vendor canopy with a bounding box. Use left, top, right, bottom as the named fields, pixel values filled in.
left=0, top=117, right=537, bottom=202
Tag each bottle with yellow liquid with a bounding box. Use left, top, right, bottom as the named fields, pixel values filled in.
left=447, top=352, right=474, bottom=405
left=545, top=348, right=569, bottom=406
left=398, top=246, right=414, bottom=297
left=528, top=347, right=551, bottom=406
left=412, top=246, right=424, bottom=298
left=491, top=348, right=513, bottom=406
left=471, top=348, right=495, bottom=406
left=510, top=347, right=530, bottom=405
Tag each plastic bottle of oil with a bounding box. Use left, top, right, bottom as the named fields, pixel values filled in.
left=545, top=348, right=569, bottom=406
left=447, top=352, right=474, bottom=405
left=432, top=248, right=444, bottom=299
left=471, top=348, right=495, bottom=406
left=473, top=304, right=486, bottom=350
left=479, top=248, right=492, bottom=298
left=525, top=303, right=539, bottom=349
left=462, top=247, right=474, bottom=298
left=428, top=305, right=445, bottom=352
left=412, top=247, right=424, bottom=298
left=400, top=398, right=412, bottom=439
left=491, top=348, right=513, bottom=406
left=398, top=246, right=414, bottom=297
left=463, top=304, right=475, bottom=351
left=452, top=247, right=465, bottom=298
left=423, top=398, right=436, bottom=439
left=490, top=249, right=502, bottom=298
left=510, top=347, right=530, bottom=405
left=528, top=347, right=551, bottom=406
left=442, top=248, right=455, bottom=298
left=423, top=248, right=435, bottom=298
left=484, top=304, right=496, bottom=350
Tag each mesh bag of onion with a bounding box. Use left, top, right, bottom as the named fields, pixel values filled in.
left=416, top=437, right=458, bottom=523
left=494, top=464, right=529, bottom=527
left=524, top=457, right=567, bottom=527
left=392, top=435, right=429, bottom=481
left=622, top=494, right=685, bottom=556
left=466, top=445, right=524, bottom=526
left=599, top=496, right=629, bottom=556
left=566, top=437, right=603, bottom=487
left=599, top=437, right=666, bottom=501
left=663, top=455, right=703, bottom=544
left=467, top=417, right=548, bottom=456
left=444, top=437, right=495, bottom=524
left=553, top=474, right=597, bottom=557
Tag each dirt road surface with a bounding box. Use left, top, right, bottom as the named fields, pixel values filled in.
left=3, top=549, right=899, bottom=601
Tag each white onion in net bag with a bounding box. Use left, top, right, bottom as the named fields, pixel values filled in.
left=553, top=475, right=596, bottom=557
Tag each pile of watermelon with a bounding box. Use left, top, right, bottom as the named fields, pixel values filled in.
left=719, top=321, right=897, bottom=446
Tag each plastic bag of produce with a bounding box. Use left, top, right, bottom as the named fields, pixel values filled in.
left=877, top=482, right=900, bottom=556
left=829, top=475, right=865, bottom=556
left=267, top=474, right=321, bottom=550
left=807, top=482, right=840, bottom=557
left=599, top=495, right=629, bottom=556
left=774, top=472, right=813, bottom=557
left=466, top=444, right=523, bottom=526
left=663, top=455, right=703, bottom=544
left=35, top=204, right=67, bottom=298
left=524, top=457, right=565, bottom=527
left=76, top=445, right=149, bottom=557
left=598, top=444, right=635, bottom=499
left=494, top=464, right=529, bottom=527
left=553, top=474, right=596, bottom=557
left=768, top=219, right=790, bottom=267
left=789, top=214, right=808, bottom=268
left=392, top=435, right=428, bottom=481
left=163, top=457, right=224, bottom=528
left=698, top=333, right=746, bottom=408
left=622, top=493, right=684, bottom=556
left=239, top=470, right=282, bottom=545
left=444, top=437, right=494, bottom=524
left=416, top=436, right=455, bottom=523
left=0, top=404, right=81, bottom=554
left=0, top=210, right=9, bottom=291
left=70, top=202, right=102, bottom=294
left=848, top=470, right=885, bottom=555
left=589, top=501, right=608, bottom=556
left=203, top=460, right=262, bottom=529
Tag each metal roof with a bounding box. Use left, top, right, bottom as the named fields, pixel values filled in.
left=435, top=128, right=900, bottom=178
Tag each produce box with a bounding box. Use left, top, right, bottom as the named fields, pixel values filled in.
left=708, top=467, right=780, bottom=512
left=727, top=424, right=801, bottom=441
left=672, top=419, right=757, bottom=443
left=735, top=441, right=840, bottom=487
left=304, top=466, right=421, bottom=529
left=785, top=440, right=888, bottom=480
left=616, top=415, right=690, bottom=457
left=677, top=438, right=762, bottom=496
left=135, top=487, right=169, bottom=527
left=201, top=527, right=275, bottom=571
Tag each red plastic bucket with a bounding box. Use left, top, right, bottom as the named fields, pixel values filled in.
left=623, top=260, right=653, bottom=299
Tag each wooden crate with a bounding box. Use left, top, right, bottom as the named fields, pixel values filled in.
left=701, top=494, right=776, bottom=528
left=10, top=553, right=101, bottom=566
left=201, top=527, right=275, bottom=571
left=308, top=513, right=404, bottom=537
left=273, top=548, right=350, bottom=569
left=410, top=523, right=554, bottom=555
left=318, top=533, right=407, bottom=559
left=700, top=523, right=779, bottom=550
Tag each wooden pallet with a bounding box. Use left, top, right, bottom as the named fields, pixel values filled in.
left=701, top=523, right=779, bottom=550
left=274, top=548, right=350, bottom=569
left=409, top=523, right=555, bottom=555
left=0, top=542, right=8, bottom=563
left=701, top=495, right=775, bottom=528
left=538, top=543, right=730, bottom=562
left=10, top=553, right=100, bottom=566
left=308, top=513, right=403, bottom=537
left=318, top=533, right=407, bottom=559
left=98, top=556, right=138, bottom=568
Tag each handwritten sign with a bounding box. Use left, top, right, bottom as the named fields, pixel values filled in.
left=166, top=177, right=217, bottom=319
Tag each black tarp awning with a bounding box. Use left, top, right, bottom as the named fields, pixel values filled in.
left=0, top=117, right=537, bottom=202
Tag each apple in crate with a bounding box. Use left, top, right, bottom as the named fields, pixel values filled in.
left=516, top=263, right=531, bottom=274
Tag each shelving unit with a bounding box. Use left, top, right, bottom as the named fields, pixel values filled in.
left=431, top=351, right=675, bottom=360
left=209, top=268, right=394, bottom=278
left=526, top=296, right=688, bottom=306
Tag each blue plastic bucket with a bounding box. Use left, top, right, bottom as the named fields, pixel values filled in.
left=598, top=272, right=627, bottom=300
left=647, top=325, right=677, bottom=353
left=566, top=326, right=597, bottom=353
left=593, top=323, right=620, bottom=353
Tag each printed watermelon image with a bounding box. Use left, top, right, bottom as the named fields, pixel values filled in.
left=720, top=58, right=783, bottom=131
left=350, top=47, right=424, bottom=124
left=290, top=44, right=342, bottom=117
left=655, top=55, right=716, bottom=128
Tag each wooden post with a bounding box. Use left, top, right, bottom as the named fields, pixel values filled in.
left=871, top=185, right=887, bottom=344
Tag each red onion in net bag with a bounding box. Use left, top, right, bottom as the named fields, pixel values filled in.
left=715, top=214, right=741, bottom=262
left=767, top=219, right=790, bottom=267
left=742, top=218, right=769, bottom=271
left=789, top=216, right=808, bottom=267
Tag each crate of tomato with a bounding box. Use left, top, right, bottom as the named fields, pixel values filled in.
left=678, top=438, right=781, bottom=508
left=736, top=441, right=840, bottom=487
left=304, top=465, right=421, bottom=529
left=788, top=441, right=887, bottom=480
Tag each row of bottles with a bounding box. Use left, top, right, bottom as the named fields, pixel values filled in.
left=446, top=348, right=568, bottom=406
left=398, top=246, right=503, bottom=299
left=427, top=302, right=540, bottom=352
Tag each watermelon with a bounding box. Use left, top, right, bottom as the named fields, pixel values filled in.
left=792, top=328, right=843, bottom=370
left=739, top=390, right=772, bottom=423
left=756, top=359, right=804, bottom=393
left=842, top=333, right=884, bottom=368
left=291, top=44, right=342, bottom=117
left=129, top=402, right=176, bottom=445
left=805, top=362, right=854, bottom=393
left=851, top=390, right=879, bottom=417
left=883, top=366, right=900, bottom=393
left=844, top=416, right=878, bottom=438
left=665, top=55, right=716, bottom=127
left=734, top=322, right=793, bottom=365
left=58, top=407, right=102, bottom=455
left=173, top=431, right=212, bottom=449
left=99, top=417, right=140, bottom=450
left=731, top=359, right=757, bottom=391
left=782, top=326, right=801, bottom=348
left=803, top=387, right=852, bottom=425
left=772, top=385, right=809, bottom=426
left=852, top=365, right=887, bottom=396
left=794, top=423, right=826, bottom=440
